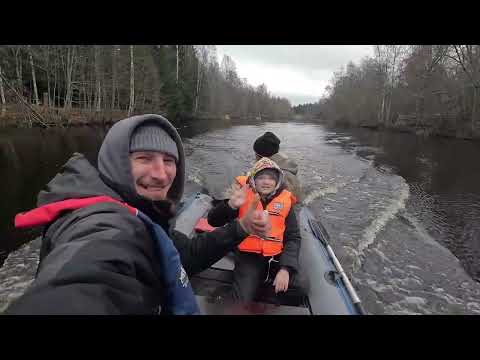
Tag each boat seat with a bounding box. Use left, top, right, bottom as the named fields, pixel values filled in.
left=191, top=268, right=308, bottom=308
left=195, top=295, right=310, bottom=315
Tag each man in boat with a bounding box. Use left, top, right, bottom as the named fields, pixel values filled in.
left=208, top=157, right=301, bottom=303
left=253, top=131, right=305, bottom=203
left=5, top=114, right=270, bottom=315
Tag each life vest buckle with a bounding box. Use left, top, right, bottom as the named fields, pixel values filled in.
left=265, top=236, right=282, bottom=242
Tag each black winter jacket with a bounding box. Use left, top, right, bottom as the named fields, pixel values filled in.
left=6, top=154, right=248, bottom=315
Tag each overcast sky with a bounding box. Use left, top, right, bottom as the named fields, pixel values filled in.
left=216, top=45, right=374, bottom=106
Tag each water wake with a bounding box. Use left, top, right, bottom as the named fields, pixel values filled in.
left=358, top=182, right=410, bottom=256
left=303, top=182, right=347, bottom=205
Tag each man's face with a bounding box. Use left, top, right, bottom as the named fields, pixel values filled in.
left=254, top=172, right=277, bottom=196
left=130, top=151, right=177, bottom=201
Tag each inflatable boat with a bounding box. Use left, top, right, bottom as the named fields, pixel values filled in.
left=173, top=192, right=366, bottom=315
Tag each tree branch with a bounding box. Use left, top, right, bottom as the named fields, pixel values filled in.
left=0, top=71, right=49, bottom=127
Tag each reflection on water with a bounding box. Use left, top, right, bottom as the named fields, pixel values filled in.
left=0, top=127, right=108, bottom=263
left=325, top=127, right=480, bottom=282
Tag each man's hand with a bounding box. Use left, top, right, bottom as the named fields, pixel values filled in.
left=273, top=268, right=290, bottom=293
left=238, top=194, right=271, bottom=238
left=228, top=184, right=247, bottom=209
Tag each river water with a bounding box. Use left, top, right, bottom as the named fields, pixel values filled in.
left=1, top=119, right=480, bottom=314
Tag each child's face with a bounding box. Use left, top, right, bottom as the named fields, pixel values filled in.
left=254, top=173, right=277, bottom=196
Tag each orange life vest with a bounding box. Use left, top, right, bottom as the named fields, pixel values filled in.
left=235, top=175, right=296, bottom=256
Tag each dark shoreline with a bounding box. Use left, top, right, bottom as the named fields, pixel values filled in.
left=297, top=116, right=480, bottom=142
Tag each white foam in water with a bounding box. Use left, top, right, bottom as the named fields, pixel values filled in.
left=406, top=265, right=422, bottom=271
left=371, top=248, right=391, bottom=263
left=467, top=302, right=480, bottom=313
left=358, top=181, right=410, bottom=256
left=304, top=182, right=347, bottom=205
left=0, top=239, right=40, bottom=313
left=387, top=308, right=422, bottom=315
left=188, top=174, right=203, bottom=186
left=384, top=297, right=430, bottom=315
left=364, top=278, right=392, bottom=293
left=336, top=136, right=352, bottom=141
left=405, top=296, right=427, bottom=306
left=187, top=166, right=205, bottom=186
left=391, top=276, right=424, bottom=288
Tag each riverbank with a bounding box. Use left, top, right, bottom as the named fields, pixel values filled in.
left=0, top=106, right=127, bottom=128
left=362, top=114, right=480, bottom=141
left=297, top=114, right=480, bottom=141
left=0, top=106, right=278, bottom=129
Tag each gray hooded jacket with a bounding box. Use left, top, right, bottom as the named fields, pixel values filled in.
left=5, top=114, right=248, bottom=315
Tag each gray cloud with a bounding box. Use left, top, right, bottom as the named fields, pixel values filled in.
left=217, top=45, right=373, bottom=75
left=216, top=45, right=374, bottom=105
left=273, top=92, right=320, bottom=106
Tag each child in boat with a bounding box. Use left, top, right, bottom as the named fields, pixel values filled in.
left=207, top=157, right=301, bottom=303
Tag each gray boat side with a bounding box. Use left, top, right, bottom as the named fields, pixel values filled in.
left=298, top=206, right=359, bottom=315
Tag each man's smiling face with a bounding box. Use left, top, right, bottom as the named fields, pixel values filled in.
left=130, top=151, right=177, bottom=201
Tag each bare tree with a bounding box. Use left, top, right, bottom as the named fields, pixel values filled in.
left=374, top=45, right=408, bottom=126
left=0, top=44, right=293, bottom=126
left=446, top=45, right=480, bottom=131
left=63, top=46, right=77, bottom=109
left=111, top=45, right=118, bottom=110
left=128, top=45, right=135, bottom=116
left=0, top=71, right=48, bottom=127
left=76, top=46, right=88, bottom=110
left=52, top=47, right=58, bottom=108
left=0, top=62, right=6, bottom=116
left=27, top=45, right=40, bottom=106
left=193, top=45, right=211, bottom=115
left=94, top=45, right=102, bottom=112
left=220, top=55, right=237, bottom=82
left=403, top=45, right=449, bottom=126
left=9, top=46, right=23, bottom=94
left=41, top=45, right=52, bottom=107
left=176, top=45, right=179, bottom=85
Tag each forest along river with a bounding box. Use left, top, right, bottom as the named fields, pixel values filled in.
left=1, top=120, right=480, bottom=314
